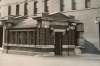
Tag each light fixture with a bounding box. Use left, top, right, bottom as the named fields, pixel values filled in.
left=94, top=17, right=100, bottom=24
left=66, top=24, right=76, bottom=31
left=71, top=23, right=77, bottom=26
left=70, top=26, right=75, bottom=30
left=67, top=28, right=70, bottom=31
left=50, top=27, right=54, bottom=30
left=44, top=25, right=49, bottom=28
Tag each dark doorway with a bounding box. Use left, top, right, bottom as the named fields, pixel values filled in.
left=0, top=27, right=3, bottom=47
left=54, top=32, right=63, bottom=56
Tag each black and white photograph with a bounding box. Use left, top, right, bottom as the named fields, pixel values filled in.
left=0, top=0, right=100, bottom=66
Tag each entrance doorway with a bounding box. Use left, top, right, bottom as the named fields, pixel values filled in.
left=0, top=28, right=3, bottom=47
left=54, top=32, right=63, bottom=55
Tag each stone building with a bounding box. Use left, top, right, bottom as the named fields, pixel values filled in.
left=0, top=0, right=100, bottom=55
left=0, top=0, right=3, bottom=47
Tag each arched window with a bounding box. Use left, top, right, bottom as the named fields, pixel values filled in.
left=24, top=2, right=28, bottom=16
left=60, top=0, right=64, bottom=12
left=16, top=4, right=19, bottom=16
left=85, top=0, right=91, bottom=8
left=44, top=0, right=49, bottom=12
left=72, top=0, right=76, bottom=10
left=8, top=5, right=11, bottom=15
left=34, top=1, right=38, bottom=15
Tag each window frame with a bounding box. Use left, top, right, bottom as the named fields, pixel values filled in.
left=16, top=4, right=20, bottom=16
left=8, top=5, right=11, bottom=15
left=60, top=0, right=64, bottom=12
left=72, top=0, right=76, bottom=10
left=24, top=2, right=28, bottom=16
left=85, top=0, right=91, bottom=8
left=34, top=1, right=38, bottom=15
left=44, top=0, right=49, bottom=13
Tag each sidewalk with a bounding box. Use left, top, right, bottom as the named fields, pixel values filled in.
left=0, top=52, right=100, bottom=66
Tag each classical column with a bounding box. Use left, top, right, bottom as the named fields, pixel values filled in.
left=2, top=24, right=8, bottom=53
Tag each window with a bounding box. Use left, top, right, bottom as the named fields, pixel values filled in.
left=16, top=4, right=19, bottom=16
left=24, top=2, right=28, bottom=16
left=85, top=0, right=91, bottom=8
left=8, top=5, right=11, bottom=15
left=77, top=23, right=84, bottom=32
left=44, top=0, right=49, bottom=12
left=8, top=31, right=36, bottom=44
left=72, top=0, right=76, bottom=10
left=60, top=0, right=64, bottom=12
left=34, top=1, right=38, bottom=15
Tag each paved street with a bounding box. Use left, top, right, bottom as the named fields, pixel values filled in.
left=0, top=49, right=100, bottom=66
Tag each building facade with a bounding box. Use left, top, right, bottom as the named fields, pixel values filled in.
left=0, top=0, right=3, bottom=47
left=0, top=0, right=100, bottom=55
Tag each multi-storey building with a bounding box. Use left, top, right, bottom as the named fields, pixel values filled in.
left=0, top=0, right=3, bottom=47
left=0, top=0, right=100, bottom=55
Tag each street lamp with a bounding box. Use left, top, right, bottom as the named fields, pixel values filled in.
left=94, top=17, right=100, bottom=24
left=66, top=23, right=77, bottom=56
left=95, top=17, right=100, bottom=47
left=67, top=23, right=76, bottom=31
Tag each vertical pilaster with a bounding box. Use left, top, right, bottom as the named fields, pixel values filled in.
left=2, top=24, right=8, bottom=53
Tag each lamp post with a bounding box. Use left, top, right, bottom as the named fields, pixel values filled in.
left=95, top=17, right=100, bottom=47
left=94, top=17, right=100, bottom=24
left=67, top=23, right=76, bottom=56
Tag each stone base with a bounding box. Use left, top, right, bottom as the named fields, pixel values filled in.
left=4, top=50, right=55, bottom=56
left=74, top=46, right=82, bottom=55
left=0, top=47, right=3, bottom=53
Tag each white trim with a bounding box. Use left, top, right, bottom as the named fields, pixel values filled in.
left=3, top=43, right=77, bottom=48
left=8, top=30, right=36, bottom=32
left=3, top=44, right=54, bottom=48
left=63, top=45, right=76, bottom=48
left=53, top=29, right=66, bottom=32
